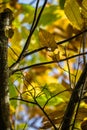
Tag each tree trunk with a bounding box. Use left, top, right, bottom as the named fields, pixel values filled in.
left=0, top=8, right=14, bottom=130
left=0, top=31, right=11, bottom=130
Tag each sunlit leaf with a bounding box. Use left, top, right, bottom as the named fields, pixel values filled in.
left=81, top=7, right=87, bottom=19
left=9, top=78, right=17, bottom=96
left=64, top=0, right=84, bottom=30
left=81, top=0, right=87, bottom=26
left=48, top=83, right=70, bottom=101
left=9, top=81, right=17, bottom=108
left=21, top=26, right=29, bottom=39
left=21, top=4, right=35, bottom=24
left=82, top=0, right=87, bottom=10
left=36, top=94, right=48, bottom=106
left=39, top=28, right=57, bottom=51
left=2, top=1, right=87, bottom=129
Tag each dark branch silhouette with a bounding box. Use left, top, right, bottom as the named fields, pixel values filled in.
left=10, top=0, right=48, bottom=69
left=10, top=51, right=87, bottom=75
left=60, top=63, right=87, bottom=130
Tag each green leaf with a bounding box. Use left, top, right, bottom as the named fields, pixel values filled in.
left=21, top=4, right=35, bottom=24
left=38, top=5, right=61, bottom=26
left=48, top=83, right=70, bottom=101
left=9, top=80, right=17, bottom=108
left=64, top=0, right=84, bottom=30
left=9, top=81, right=17, bottom=97
left=37, top=83, right=70, bottom=106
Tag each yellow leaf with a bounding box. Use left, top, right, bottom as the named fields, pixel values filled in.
left=64, top=0, right=84, bottom=30
left=39, top=28, right=57, bottom=51
left=81, top=8, right=87, bottom=19
left=81, top=119, right=87, bottom=130
left=82, top=0, right=87, bottom=10
left=81, top=0, right=87, bottom=26
left=49, top=53, right=60, bottom=61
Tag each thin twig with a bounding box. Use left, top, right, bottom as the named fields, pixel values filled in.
left=82, top=31, right=87, bottom=64
left=56, top=29, right=87, bottom=45
left=23, top=29, right=87, bottom=58
left=10, top=51, right=87, bottom=75
left=30, top=0, right=40, bottom=32
left=64, top=47, right=72, bottom=88
left=10, top=0, right=48, bottom=69
left=71, top=83, right=84, bottom=130
left=10, top=97, right=36, bottom=105
left=73, top=36, right=82, bottom=87
left=9, top=29, right=87, bottom=70
left=18, top=0, right=47, bottom=59
left=43, top=89, right=71, bottom=109
left=8, top=45, right=19, bottom=58
left=10, top=97, right=58, bottom=129
left=34, top=98, right=58, bottom=130
left=29, top=0, right=36, bottom=5
left=60, top=63, right=87, bottom=130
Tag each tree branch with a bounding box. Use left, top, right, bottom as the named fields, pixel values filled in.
left=60, top=63, right=87, bottom=130
left=21, top=29, right=87, bottom=58
left=10, top=96, right=58, bottom=129
left=9, top=29, right=87, bottom=68
left=10, top=0, right=48, bottom=69
left=10, top=51, right=87, bottom=75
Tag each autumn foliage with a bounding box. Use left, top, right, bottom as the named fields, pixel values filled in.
left=0, top=0, right=87, bottom=130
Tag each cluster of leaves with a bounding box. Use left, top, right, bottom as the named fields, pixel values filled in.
left=1, top=0, right=87, bottom=129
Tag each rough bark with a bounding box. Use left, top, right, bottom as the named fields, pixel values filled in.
left=0, top=8, right=14, bottom=130
left=0, top=32, right=10, bottom=130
